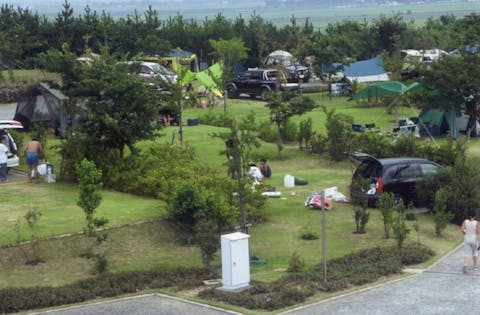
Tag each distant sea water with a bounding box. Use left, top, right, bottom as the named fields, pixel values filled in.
left=15, top=0, right=480, bottom=27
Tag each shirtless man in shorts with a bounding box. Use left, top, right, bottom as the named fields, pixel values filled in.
left=23, top=138, right=44, bottom=183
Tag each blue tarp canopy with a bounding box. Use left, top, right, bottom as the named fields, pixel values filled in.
left=323, top=56, right=389, bottom=83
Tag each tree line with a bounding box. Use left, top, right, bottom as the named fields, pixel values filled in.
left=1, top=1, right=479, bottom=75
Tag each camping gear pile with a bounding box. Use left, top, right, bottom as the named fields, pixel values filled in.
left=304, top=186, right=348, bottom=210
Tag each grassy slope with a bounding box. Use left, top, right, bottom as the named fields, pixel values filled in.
left=0, top=91, right=463, bottom=301
left=0, top=69, right=60, bottom=84
left=0, top=181, right=163, bottom=245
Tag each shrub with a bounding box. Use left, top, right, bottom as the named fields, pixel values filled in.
left=287, top=252, right=306, bottom=273
left=199, top=109, right=233, bottom=127
left=271, top=287, right=307, bottom=307
left=280, top=119, right=298, bottom=143
left=195, top=220, right=220, bottom=266
left=433, top=188, right=454, bottom=237
left=310, top=133, right=328, bottom=154
left=256, top=120, right=277, bottom=143
left=300, top=228, right=319, bottom=240
left=14, top=207, right=44, bottom=264
left=392, top=203, right=411, bottom=248
left=200, top=243, right=433, bottom=311
left=390, top=135, right=420, bottom=157
left=298, top=117, right=315, bottom=149
left=351, top=178, right=370, bottom=234
left=378, top=193, right=395, bottom=239
left=108, top=143, right=203, bottom=199
left=0, top=267, right=216, bottom=314
left=353, top=131, right=391, bottom=158
left=323, top=107, right=354, bottom=161
left=417, top=160, right=480, bottom=224
left=399, top=243, right=435, bottom=265
left=405, top=212, right=416, bottom=221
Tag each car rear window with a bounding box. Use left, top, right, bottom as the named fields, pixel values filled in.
left=420, top=163, right=439, bottom=174
left=353, top=161, right=381, bottom=179
left=390, top=164, right=421, bottom=179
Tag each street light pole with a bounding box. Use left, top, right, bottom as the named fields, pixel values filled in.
left=321, top=190, right=327, bottom=282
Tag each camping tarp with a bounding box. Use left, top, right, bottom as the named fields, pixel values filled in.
left=163, top=48, right=199, bottom=72
left=343, top=56, right=389, bottom=83
left=351, top=81, right=420, bottom=100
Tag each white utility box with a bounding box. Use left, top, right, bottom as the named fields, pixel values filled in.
left=220, top=232, right=250, bottom=291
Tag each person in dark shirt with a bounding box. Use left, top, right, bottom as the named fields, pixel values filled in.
left=259, top=158, right=272, bottom=178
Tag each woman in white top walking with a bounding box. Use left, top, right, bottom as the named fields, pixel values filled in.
left=461, top=209, right=480, bottom=273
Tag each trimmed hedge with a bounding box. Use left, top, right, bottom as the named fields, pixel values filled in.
left=199, top=243, right=435, bottom=310
left=0, top=267, right=217, bottom=314
left=1, top=243, right=435, bottom=313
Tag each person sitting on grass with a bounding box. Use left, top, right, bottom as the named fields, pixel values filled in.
left=260, top=158, right=272, bottom=178
left=248, top=161, right=263, bottom=185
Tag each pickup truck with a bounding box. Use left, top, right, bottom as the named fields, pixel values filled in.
left=226, top=68, right=300, bottom=101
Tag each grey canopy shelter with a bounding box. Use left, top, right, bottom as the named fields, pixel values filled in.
left=14, top=82, right=69, bottom=137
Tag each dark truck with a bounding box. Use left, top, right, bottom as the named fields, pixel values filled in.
left=226, top=68, right=300, bottom=101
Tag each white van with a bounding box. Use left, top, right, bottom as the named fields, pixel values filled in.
left=0, top=120, right=22, bottom=168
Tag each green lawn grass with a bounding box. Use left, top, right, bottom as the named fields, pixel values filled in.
left=0, top=181, right=163, bottom=245
left=0, top=221, right=202, bottom=288
left=1, top=69, right=60, bottom=85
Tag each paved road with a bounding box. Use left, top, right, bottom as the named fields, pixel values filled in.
left=281, top=244, right=480, bottom=315
left=28, top=294, right=243, bottom=315
left=0, top=102, right=16, bottom=120
left=27, top=245, right=479, bottom=315
left=7, top=169, right=27, bottom=181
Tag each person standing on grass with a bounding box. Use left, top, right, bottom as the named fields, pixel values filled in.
left=0, top=137, right=9, bottom=182
left=23, top=137, right=44, bottom=184
left=461, top=209, right=480, bottom=273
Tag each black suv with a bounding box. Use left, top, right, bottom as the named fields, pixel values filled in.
left=285, top=65, right=311, bottom=83
left=226, top=68, right=299, bottom=100
left=350, top=153, right=440, bottom=206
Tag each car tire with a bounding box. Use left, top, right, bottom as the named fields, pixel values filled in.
left=227, top=85, right=239, bottom=98
left=260, top=87, right=271, bottom=101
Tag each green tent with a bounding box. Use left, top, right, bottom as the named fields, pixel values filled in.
left=350, top=81, right=420, bottom=100
left=418, top=108, right=458, bottom=138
